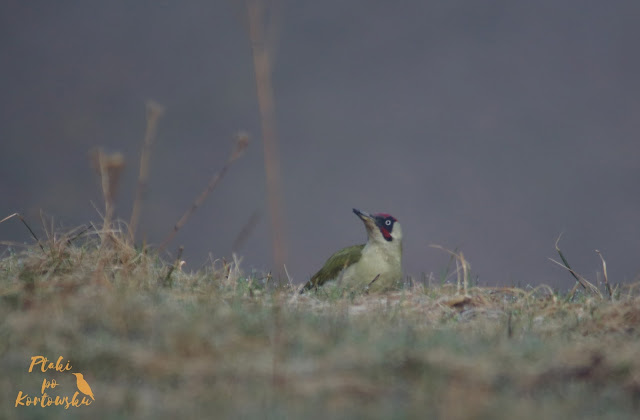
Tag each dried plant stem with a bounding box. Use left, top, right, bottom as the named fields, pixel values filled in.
left=283, top=263, right=294, bottom=289
left=554, top=234, right=586, bottom=290
left=430, top=244, right=471, bottom=295
left=247, top=0, right=287, bottom=274
left=551, top=234, right=602, bottom=298
left=460, top=251, right=469, bottom=295
left=163, top=246, right=184, bottom=287
left=99, top=152, right=114, bottom=231
left=231, top=209, right=261, bottom=254
left=0, top=213, right=45, bottom=252
left=364, top=274, right=381, bottom=294
left=129, top=101, right=165, bottom=242
left=66, top=224, right=91, bottom=246
left=158, top=133, right=248, bottom=251
left=596, top=249, right=612, bottom=299
left=246, top=2, right=288, bottom=386
left=92, top=149, right=125, bottom=236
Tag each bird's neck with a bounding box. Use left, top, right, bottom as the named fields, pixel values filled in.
left=363, top=238, right=402, bottom=263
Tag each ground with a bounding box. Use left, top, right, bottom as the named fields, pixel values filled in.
left=1, top=231, right=639, bottom=419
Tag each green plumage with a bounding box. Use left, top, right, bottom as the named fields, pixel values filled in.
left=303, top=244, right=365, bottom=291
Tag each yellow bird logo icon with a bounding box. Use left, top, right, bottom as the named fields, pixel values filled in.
left=71, top=373, right=95, bottom=401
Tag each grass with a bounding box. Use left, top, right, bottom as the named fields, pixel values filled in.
left=1, top=225, right=640, bottom=420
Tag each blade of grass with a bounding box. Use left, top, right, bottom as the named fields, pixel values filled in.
left=595, top=249, right=612, bottom=300
left=553, top=234, right=602, bottom=298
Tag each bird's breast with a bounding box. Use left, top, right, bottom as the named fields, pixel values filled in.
left=339, top=243, right=402, bottom=291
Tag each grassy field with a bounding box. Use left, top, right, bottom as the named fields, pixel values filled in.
left=1, top=227, right=640, bottom=420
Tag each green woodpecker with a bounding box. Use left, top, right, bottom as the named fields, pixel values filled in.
left=302, top=208, right=403, bottom=293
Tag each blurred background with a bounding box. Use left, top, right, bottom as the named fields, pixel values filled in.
left=1, top=1, right=638, bottom=288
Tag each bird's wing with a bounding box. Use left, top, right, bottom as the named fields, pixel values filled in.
left=302, top=244, right=365, bottom=291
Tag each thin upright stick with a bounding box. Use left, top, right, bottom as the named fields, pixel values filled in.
left=95, top=150, right=124, bottom=235
left=246, top=0, right=287, bottom=275
left=129, top=101, right=164, bottom=242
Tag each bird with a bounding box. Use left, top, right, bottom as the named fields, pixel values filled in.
left=302, top=208, right=402, bottom=293
left=71, top=373, right=95, bottom=400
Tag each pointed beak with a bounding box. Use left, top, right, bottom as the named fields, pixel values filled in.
left=353, top=208, right=376, bottom=231
left=353, top=208, right=372, bottom=220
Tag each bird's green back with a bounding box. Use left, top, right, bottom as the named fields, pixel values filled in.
left=304, top=244, right=365, bottom=290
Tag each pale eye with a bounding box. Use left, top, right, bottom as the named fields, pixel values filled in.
left=385, top=220, right=392, bottom=226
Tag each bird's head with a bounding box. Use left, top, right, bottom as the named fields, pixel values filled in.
left=72, top=373, right=83, bottom=379
left=353, top=208, right=402, bottom=245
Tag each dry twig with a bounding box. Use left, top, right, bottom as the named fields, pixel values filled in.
left=158, top=133, right=248, bottom=251
left=91, top=149, right=125, bottom=235
left=231, top=209, right=261, bottom=254
left=0, top=213, right=44, bottom=252
left=551, top=234, right=602, bottom=299
left=129, top=101, right=165, bottom=242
